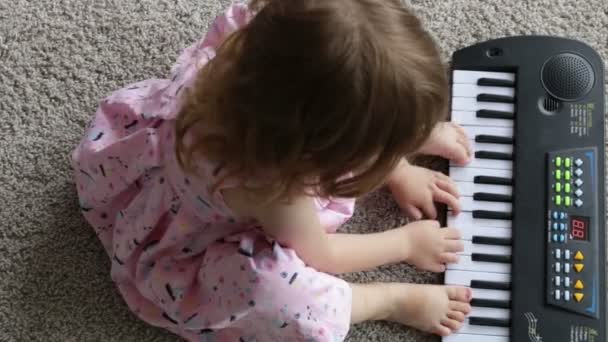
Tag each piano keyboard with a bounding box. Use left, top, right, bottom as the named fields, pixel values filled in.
left=442, top=36, right=605, bottom=342
left=446, top=70, right=516, bottom=340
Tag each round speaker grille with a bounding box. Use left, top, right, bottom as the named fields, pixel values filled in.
left=541, top=53, right=594, bottom=101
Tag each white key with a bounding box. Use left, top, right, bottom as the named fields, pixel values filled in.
left=452, top=83, right=516, bottom=98
left=452, top=111, right=514, bottom=127
left=448, top=212, right=512, bottom=229
left=459, top=196, right=512, bottom=212
left=456, top=157, right=513, bottom=170
left=452, top=99, right=515, bottom=113
left=444, top=333, right=509, bottom=342
left=470, top=306, right=510, bottom=320
left=456, top=225, right=512, bottom=241
left=445, top=270, right=511, bottom=286
left=472, top=288, right=511, bottom=301
left=453, top=70, right=516, bottom=84
left=447, top=255, right=511, bottom=274
left=461, top=126, right=514, bottom=139
left=449, top=167, right=512, bottom=182
left=460, top=240, right=512, bottom=257
left=445, top=271, right=511, bottom=302
left=458, top=320, right=510, bottom=337
left=470, top=141, right=514, bottom=154
left=455, top=182, right=512, bottom=197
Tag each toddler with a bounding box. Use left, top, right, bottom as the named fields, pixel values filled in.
left=72, top=0, right=473, bottom=341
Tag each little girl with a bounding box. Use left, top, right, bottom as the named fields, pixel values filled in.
left=72, top=0, right=473, bottom=341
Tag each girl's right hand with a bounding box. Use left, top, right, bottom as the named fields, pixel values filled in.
left=399, top=220, right=464, bottom=272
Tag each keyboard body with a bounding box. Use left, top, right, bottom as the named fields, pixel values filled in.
left=442, top=36, right=606, bottom=342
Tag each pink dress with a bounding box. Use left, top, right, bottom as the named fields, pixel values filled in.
left=71, top=2, right=355, bottom=341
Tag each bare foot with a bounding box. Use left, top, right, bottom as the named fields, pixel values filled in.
left=401, top=220, right=464, bottom=272
left=419, top=122, right=472, bottom=165
left=387, top=283, right=472, bottom=336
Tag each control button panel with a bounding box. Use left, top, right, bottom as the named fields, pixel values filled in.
left=547, top=148, right=599, bottom=318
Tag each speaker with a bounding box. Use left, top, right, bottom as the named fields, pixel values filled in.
left=541, top=53, right=595, bottom=101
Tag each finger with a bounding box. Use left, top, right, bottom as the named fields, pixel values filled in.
left=433, top=188, right=461, bottom=214
left=439, top=252, right=460, bottom=264
left=421, top=201, right=438, bottom=219
left=451, top=122, right=469, bottom=137
left=457, top=137, right=473, bottom=158
left=445, top=240, right=464, bottom=252
left=443, top=227, right=462, bottom=239
left=403, top=203, right=423, bottom=220
left=436, top=179, right=459, bottom=198
left=434, top=171, right=451, bottom=182
left=453, top=142, right=472, bottom=165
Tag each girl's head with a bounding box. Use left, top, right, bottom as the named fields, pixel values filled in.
left=176, top=0, right=448, bottom=200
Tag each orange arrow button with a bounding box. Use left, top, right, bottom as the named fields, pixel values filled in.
left=574, top=264, right=584, bottom=272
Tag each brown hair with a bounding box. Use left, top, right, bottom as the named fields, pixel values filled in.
left=176, top=0, right=448, bottom=201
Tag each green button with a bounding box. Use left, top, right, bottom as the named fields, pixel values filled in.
left=565, top=183, right=571, bottom=193
left=555, top=183, right=562, bottom=192
left=565, top=196, right=571, bottom=207
left=565, top=170, right=571, bottom=180
left=556, top=170, right=562, bottom=180
left=565, top=158, right=571, bottom=168
left=555, top=195, right=562, bottom=205
left=555, top=157, right=562, bottom=167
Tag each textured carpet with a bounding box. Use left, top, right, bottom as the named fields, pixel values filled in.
left=1, top=0, right=606, bottom=341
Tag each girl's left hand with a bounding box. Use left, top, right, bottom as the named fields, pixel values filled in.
left=388, top=161, right=460, bottom=220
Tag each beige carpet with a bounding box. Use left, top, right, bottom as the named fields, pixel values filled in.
left=1, top=0, right=606, bottom=341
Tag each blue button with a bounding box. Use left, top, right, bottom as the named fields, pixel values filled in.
left=553, top=211, right=559, bottom=220
left=553, top=234, right=559, bottom=242
left=560, top=212, right=567, bottom=219
left=560, top=223, right=566, bottom=231
left=553, top=222, right=559, bottom=230
left=560, top=234, right=566, bottom=243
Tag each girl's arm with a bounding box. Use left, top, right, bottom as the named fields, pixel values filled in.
left=223, top=189, right=409, bottom=274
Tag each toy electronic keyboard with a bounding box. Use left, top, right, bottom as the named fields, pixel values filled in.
left=441, top=36, right=606, bottom=342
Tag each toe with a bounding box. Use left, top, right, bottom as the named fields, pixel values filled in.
left=441, top=317, right=463, bottom=331
left=447, top=310, right=466, bottom=322
left=449, top=300, right=472, bottom=314
left=447, top=287, right=472, bottom=302
left=429, top=262, right=447, bottom=273
left=433, top=325, right=452, bottom=336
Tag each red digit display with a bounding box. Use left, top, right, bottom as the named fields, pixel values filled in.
left=570, top=216, right=589, bottom=241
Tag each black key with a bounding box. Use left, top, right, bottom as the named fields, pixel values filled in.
left=475, top=151, right=513, bottom=160
left=469, top=317, right=511, bottom=327
left=471, top=298, right=512, bottom=309
left=472, top=236, right=513, bottom=246
left=473, top=192, right=513, bottom=202
left=477, top=109, right=514, bottom=120
left=477, top=78, right=515, bottom=87
left=475, top=135, right=514, bottom=144
left=477, top=94, right=515, bottom=103
left=474, top=176, right=513, bottom=186
left=472, top=253, right=512, bottom=264
left=473, top=210, right=512, bottom=220
left=470, top=280, right=512, bottom=291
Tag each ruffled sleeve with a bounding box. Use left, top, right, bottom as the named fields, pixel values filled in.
left=159, top=1, right=253, bottom=119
